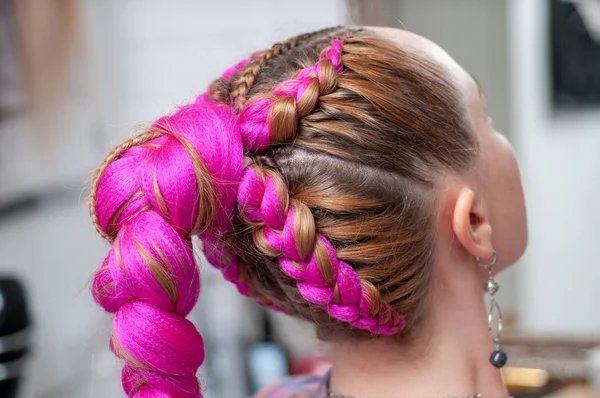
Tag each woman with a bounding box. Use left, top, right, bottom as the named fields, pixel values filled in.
left=89, top=26, right=526, bottom=398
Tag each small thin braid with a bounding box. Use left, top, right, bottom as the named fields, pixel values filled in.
left=231, top=41, right=295, bottom=108
left=89, top=130, right=163, bottom=241
left=231, top=27, right=342, bottom=108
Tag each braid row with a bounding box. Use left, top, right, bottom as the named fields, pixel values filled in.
left=230, top=40, right=297, bottom=108
left=236, top=163, right=405, bottom=334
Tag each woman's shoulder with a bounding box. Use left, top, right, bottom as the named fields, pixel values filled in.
left=252, top=373, right=328, bottom=398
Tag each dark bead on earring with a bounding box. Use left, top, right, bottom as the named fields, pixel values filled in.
left=489, top=349, right=508, bottom=368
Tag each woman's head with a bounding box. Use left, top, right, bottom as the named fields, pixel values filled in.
left=89, top=26, right=526, bottom=397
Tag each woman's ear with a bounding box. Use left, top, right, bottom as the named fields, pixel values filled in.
left=452, top=188, right=494, bottom=262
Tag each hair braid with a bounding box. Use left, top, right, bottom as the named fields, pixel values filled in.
left=236, top=162, right=404, bottom=334
left=89, top=25, right=479, bottom=397
left=230, top=41, right=295, bottom=108
left=90, top=95, right=247, bottom=397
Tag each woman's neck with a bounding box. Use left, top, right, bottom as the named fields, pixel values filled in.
left=328, top=256, right=509, bottom=398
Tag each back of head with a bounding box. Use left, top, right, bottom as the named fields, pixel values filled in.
left=89, top=26, right=477, bottom=397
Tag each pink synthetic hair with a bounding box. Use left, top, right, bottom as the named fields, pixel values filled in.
left=90, top=40, right=402, bottom=397
left=92, top=93, right=244, bottom=397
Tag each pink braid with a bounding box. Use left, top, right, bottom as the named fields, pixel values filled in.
left=239, top=39, right=344, bottom=151
left=236, top=165, right=405, bottom=335
left=91, top=94, right=244, bottom=397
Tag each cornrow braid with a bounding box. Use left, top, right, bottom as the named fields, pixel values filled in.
left=230, top=41, right=297, bottom=108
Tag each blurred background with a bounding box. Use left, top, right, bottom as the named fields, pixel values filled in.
left=0, top=0, right=599, bottom=397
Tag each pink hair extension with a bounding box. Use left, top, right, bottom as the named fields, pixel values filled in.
left=236, top=166, right=405, bottom=335
left=238, top=39, right=344, bottom=152
left=91, top=93, right=245, bottom=397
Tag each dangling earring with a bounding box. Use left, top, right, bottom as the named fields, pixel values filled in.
left=476, top=250, right=507, bottom=368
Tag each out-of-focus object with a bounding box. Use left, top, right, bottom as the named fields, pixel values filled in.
left=587, top=346, right=600, bottom=392
left=545, top=385, right=600, bottom=398
left=13, top=0, right=85, bottom=121
left=246, top=310, right=289, bottom=394
left=503, top=335, right=600, bottom=397
left=502, top=367, right=550, bottom=389
left=289, top=355, right=331, bottom=377
left=346, top=0, right=386, bottom=25
left=504, top=335, right=600, bottom=383
left=0, top=0, right=25, bottom=118
left=551, top=0, right=600, bottom=107
left=0, top=0, right=98, bottom=212
left=0, top=277, right=31, bottom=398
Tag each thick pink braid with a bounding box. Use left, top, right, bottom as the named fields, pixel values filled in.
left=235, top=40, right=405, bottom=334
left=91, top=93, right=245, bottom=397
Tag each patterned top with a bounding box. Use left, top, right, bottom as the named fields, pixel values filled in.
left=253, top=372, right=329, bottom=398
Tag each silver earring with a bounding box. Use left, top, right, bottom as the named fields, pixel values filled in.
left=476, top=250, right=507, bottom=368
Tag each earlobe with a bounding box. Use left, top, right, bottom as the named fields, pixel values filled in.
left=452, top=188, right=495, bottom=261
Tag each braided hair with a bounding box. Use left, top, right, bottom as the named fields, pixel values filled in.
left=89, top=26, right=477, bottom=397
